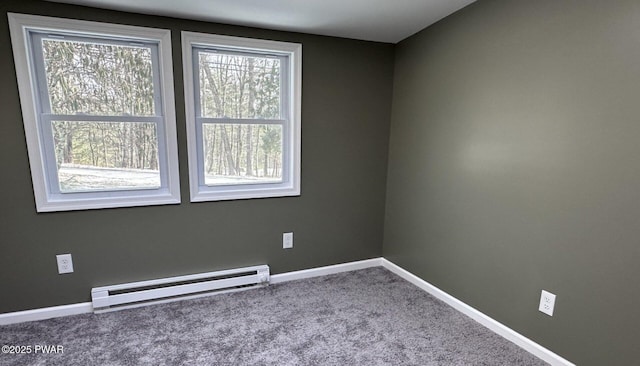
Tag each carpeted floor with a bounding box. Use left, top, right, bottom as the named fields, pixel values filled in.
left=0, top=267, right=548, bottom=365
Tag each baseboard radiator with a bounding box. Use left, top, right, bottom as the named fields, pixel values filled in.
left=91, top=265, right=270, bottom=313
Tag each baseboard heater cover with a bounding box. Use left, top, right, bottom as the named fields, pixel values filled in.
left=91, top=265, right=270, bottom=313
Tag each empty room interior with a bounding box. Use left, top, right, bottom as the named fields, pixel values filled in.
left=1, top=0, right=638, bottom=365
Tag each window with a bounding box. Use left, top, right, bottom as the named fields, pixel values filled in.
left=8, top=14, right=180, bottom=212
left=182, top=32, right=301, bottom=201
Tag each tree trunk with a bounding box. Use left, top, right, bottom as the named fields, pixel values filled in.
left=206, top=125, right=217, bottom=173
left=245, top=58, right=256, bottom=176
left=220, top=127, right=237, bottom=175
left=264, top=154, right=269, bottom=178
left=64, top=126, right=73, bottom=164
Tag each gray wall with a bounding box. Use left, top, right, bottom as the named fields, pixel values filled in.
left=0, top=0, right=394, bottom=313
left=4, top=0, right=639, bottom=364
left=384, top=0, right=640, bottom=364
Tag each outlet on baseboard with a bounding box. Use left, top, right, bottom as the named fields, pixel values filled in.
left=538, top=290, right=556, bottom=316
left=56, top=254, right=74, bottom=274
left=283, top=232, right=293, bottom=249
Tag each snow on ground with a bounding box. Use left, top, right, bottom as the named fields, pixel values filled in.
left=204, top=175, right=281, bottom=185
left=58, top=165, right=160, bottom=192
left=57, top=164, right=281, bottom=192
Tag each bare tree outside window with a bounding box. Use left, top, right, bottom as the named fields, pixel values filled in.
left=198, top=51, right=283, bottom=185
left=42, top=39, right=161, bottom=192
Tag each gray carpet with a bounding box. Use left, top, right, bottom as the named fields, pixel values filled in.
left=0, top=267, right=548, bottom=365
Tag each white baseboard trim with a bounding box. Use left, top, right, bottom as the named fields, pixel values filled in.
left=270, top=257, right=383, bottom=284
left=0, top=302, right=93, bottom=326
left=0, top=256, right=575, bottom=366
left=381, top=258, right=575, bottom=366
left=0, top=258, right=384, bottom=325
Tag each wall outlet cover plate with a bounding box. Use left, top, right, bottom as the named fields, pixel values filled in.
left=539, top=290, right=556, bottom=316
left=56, top=253, right=74, bottom=274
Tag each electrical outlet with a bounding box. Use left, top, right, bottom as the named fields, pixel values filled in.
left=538, top=290, right=556, bottom=316
left=56, top=254, right=74, bottom=274
left=283, top=232, right=293, bottom=249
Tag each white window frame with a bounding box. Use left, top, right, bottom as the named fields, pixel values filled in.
left=8, top=13, right=181, bottom=212
left=181, top=31, right=301, bottom=202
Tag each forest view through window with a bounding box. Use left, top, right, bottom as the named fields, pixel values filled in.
left=182, top=31, right=301, bottom=202
left=43, top=38, right=161, bottom=192
left=9, top=13, right=180, bottom=211
left=197, top=50, right=284, bottom=185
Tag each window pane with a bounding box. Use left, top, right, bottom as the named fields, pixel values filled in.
left=202, top=124, right=282, bottom=185
left=43, top=39, right=155, bottom=116
left=52, top=121, right=160, bottom=192
left=198, top=51, right=281, bottom=119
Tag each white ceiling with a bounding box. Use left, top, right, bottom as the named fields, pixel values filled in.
left=45, top=0, right=476, bottom=43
